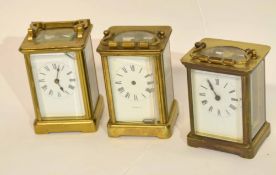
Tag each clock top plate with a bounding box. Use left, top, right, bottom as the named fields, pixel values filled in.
left=97, top=26, right=172, bottom=53
left=19, top=19, right=92, bottom=53
left=181, top=38, right=270, bottom=74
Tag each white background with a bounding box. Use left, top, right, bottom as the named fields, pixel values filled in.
left=0, top=0, right=275, bottom=174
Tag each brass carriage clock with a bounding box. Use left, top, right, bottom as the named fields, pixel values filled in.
left=181, top=38, right=270, bottom=158
left=19, top=19, right=104, bottom=134
left=97, top=26, right=179, bottom=138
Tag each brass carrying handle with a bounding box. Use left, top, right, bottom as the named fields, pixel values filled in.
left=190, top=42, right=258, bottom=66
left=100, top=30, right=165, bottom=49
left=27, top=19, right=90, bottom=41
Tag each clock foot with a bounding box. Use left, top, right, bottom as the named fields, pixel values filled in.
left=107, top=99, right=179, bottom=138
left=187, top=122, right=271, bottom=159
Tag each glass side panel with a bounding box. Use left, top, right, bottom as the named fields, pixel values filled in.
left=162, top=42, right=174, bottom=115
left=114, top=31, right=154, bottom=43
left=35, top=28, right=76, bottom=43
left=250, top=61, right=266, bottom=139
left=200, top=46, right=246, bottom=61
left=83, top=38, right=99, bottom=111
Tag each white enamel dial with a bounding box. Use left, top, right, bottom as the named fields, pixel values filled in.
left=30, top=52, right=85, bottom=118
left=191, top=69, right=243, bottom=143
left=108, top=56, right=159, bottom=122
left=114, top=64, right=154, bottom=101
left=37, top=62, right=76, bottom=98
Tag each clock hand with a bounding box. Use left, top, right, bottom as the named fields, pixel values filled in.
left=56, top=66, right=60, bottom=79
left=207, top=79, right=221, bottom=101
left=54, top=78, right=64, bottom=92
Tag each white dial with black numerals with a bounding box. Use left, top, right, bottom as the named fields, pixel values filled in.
left=38, top=62, right=77, bottom=98
left=30, top=52, right=85, bottom=118
left=114, top=64, right=154, bottom=101
left=108, top=56, right=159, bottom=122
left=191, top=69, right=243, bottom=143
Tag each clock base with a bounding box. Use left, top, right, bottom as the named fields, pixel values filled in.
left=187, top=122, right=271, bottom=159
left=33, top=95, right=104, bottom=134
left=107, top=100, right=179, bottom=139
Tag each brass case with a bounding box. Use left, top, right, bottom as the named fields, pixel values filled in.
left=181, top=38, right=271, bottom=158
left=97, top=26, right=179, bottom=138
left=19, top=19, right=104, bottom=134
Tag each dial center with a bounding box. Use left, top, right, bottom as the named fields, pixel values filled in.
left=54, top=78, right=59, bottom=84
left=215, top=95, right=221, bottom=101
left=131, top=80, right=136, bottom=85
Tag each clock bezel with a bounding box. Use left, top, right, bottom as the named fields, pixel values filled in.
left=181, top=38, right=271, bottom=158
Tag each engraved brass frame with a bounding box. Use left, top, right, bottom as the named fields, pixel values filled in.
left=97, top=26, right=179, bottom=138
left=19, top=19, right=104, bottom=134
left=181, top=38, right=271, bottom=158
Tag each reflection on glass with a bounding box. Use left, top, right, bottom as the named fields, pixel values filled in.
left=83, top=38, right=99, bottom=111
left=114, top=31, right=154, bottom=43
left=200, top=46, right=246, bottom=61
left=162, top=42, right=174, bottom=115
left=35, top=28, right=76, bottom=43
left=250, top=61, right=266, bottom=139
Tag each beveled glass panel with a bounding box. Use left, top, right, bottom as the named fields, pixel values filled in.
left=200, top=46, right=246, bottom=61
left=35, top=28, right=76, bottom=43
left=162, top=42, right=174, bottom=115
left=114, top=31, right=154, bottom=43
left=83, top=38, right=99, bottom=111
left=250, top=61, right=266, bottom=139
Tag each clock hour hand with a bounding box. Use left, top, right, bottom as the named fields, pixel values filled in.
left=207, top=79, right=221, bottom=101
left=54, top=78, right=64, bottom=92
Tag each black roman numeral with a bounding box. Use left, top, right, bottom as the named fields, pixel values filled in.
left=118, top=87, right=125, bottom=93
left=41, top=85, right=47, bottom=91
left=44, top=66, right=50, bottom=71
left=201, top=100, right=208, bottom=105
left=134, top=94, right=138, bottom=101
left=144, top=73, right=152, bottom=78
left=199, top=93, right=206, bottom=96
left=122, top=67, right=127, bottom=73
left=145, top=88, right=154, bottom=93
left=68, top=84, right=75, bottom=90
left=229, top=104, right=236, bottom=110
left=125, top=92, right=130, bottom=98
left=52, top=64, right=57, bottom=70
left=215, top=79, right=219, bottom=85
left=130, top=65, right=135, bottom=72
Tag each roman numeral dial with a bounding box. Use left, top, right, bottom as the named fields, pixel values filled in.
left=114, top=64, right=155, bottom=102
left=198, top=77, right=242, bottom=117
left=38, top=62, right=77, bottom=98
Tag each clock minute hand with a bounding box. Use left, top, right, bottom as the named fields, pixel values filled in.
left=207, top=79, right=221, bottom=101
left=56, top=66, right=60, bottom=79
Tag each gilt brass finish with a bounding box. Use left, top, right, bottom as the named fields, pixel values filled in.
left=19, top=19, right=104, bottom=133
left=97, top=26, right=179, bottom=138
left=181, top=38, right=270, bottom=158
